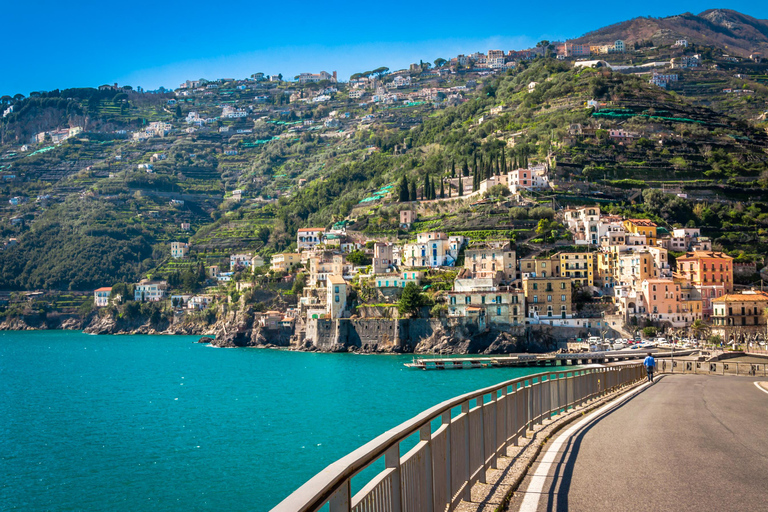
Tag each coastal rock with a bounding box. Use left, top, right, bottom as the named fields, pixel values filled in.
left=197, top=336, right=213, bottom=344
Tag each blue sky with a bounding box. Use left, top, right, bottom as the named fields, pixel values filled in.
left=3, top=1, right=766, bottom=95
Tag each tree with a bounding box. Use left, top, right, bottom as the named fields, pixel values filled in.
left=462, top=160, right=469, bottom=177
left=399, top=175, right=410, bottom=202
left=451, top=160, right=456, bottom=178
left=434, top=58, right=447, bottom=68
left=398, top=282, right=423, bottom=317
left=439, top=179, right=445, bottom=199
left=458, top=175, right=463, bottom=196
left=409, top=181, right=417, bottom=201
left=423, top=174, right=430, bottom=200
left=292, top=273, right=307, bottom=295
left=690, top=319, right=711, bottom=342
left=175, top=105, right=182, bottom=118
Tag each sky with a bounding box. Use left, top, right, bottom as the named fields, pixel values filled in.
left=3, top=0, right=767, bottom=95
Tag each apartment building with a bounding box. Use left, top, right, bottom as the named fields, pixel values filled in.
left=711, top=291, right=768, bottom=341
left=522, top=276, right=573, bottom=320
left=464, top=241, right=516, bottom=281
left=559, top=252, right=595, bottom=287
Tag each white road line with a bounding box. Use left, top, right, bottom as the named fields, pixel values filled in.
left=517, top=381, right=651, bottom=512
left=754, top=382, right=768, bottom=396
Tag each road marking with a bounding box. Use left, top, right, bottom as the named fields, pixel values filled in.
left=754, top=382, right=768, bottom=396
left=517, top=381, right=651, bottom=512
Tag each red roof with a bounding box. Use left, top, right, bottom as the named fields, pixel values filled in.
left=298, top=227, right=325, bottom=232
left=94, top=287, right=112, bottom=292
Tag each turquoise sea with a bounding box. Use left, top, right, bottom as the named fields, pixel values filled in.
left=1, top=330, right=546, bottom=511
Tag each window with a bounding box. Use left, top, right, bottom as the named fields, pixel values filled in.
left=335, top=296, right=340, bottom=303
left=533, top=296, right=538, bottom=303
left=334, top=286, right=339, bottom=293
left=547, top=295, right=552, bottom=302
left=561, top=295, right=566, bottom=301
left=497, top=307, right=501, bottom=316
left=465, top=297, right=471, bottom=304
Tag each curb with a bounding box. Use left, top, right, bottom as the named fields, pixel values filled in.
left=492, top=378, right=649, bottom=512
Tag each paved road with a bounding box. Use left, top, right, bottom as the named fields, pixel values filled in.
left=511, top=375, right=768, bottom=512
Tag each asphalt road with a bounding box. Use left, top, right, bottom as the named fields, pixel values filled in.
left=511, top=375, right=768, bottom=512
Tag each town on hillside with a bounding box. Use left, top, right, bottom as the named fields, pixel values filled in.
left=1, top=11, right=767, bottom=350
left=88, top=196, right=767, bottom=351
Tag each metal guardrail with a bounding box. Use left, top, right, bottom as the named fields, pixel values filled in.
left=272, top=365, right=645, bottom=512
left=656, top=359, right=768, bottom=377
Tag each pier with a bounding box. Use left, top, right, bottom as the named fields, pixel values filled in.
left=404, top=349, right=698, bottom=370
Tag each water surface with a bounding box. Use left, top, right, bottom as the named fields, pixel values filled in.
left=1, top=330, right=548, bottom=511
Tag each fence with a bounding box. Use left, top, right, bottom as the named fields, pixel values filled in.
left=656, top=358, right=768, bottom=377
left=272, top=365, right=645, bottom=512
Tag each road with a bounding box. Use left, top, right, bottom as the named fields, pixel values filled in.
left=511, top=375, right=768, bottom=512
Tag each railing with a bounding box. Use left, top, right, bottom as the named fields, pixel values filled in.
left=272, top=365, right=645, bottom=512
left=656, top=359, right=768, bottom=377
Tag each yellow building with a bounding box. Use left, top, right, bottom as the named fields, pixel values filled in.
left=623, top=219, right=658, bottom=246
left=559, top=252, right=595, bottom=287
left=518, top=255, right=559, bottom=278
left=270, top=253, right=301, bottom=273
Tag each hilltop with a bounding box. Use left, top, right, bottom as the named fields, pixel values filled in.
left=572, top=9, right=768, bottom=56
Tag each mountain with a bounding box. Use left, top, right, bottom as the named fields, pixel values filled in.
left=572, top=9, right=768, bottom=56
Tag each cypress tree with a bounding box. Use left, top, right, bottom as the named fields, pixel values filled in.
left=399, top=175, right=410, bottom=202
left=409, top=181, right=417, bottom=201
left=473, top=153, right=477, bottom=177
left=462, top=160, right=469, bottom=177
left=448, top=179, right=452, bottom=197
left=496, top=157, right=501, bottom=176
left=486, top=159, right=492, bottom=181
left=430, top=178, right=436, bottom=200
left=501, top=149, right=506, bottom=173
left=440, top=179, right=445, bottom=199
left=458, top=174, right=463, bottom=196
left=451, top=160, right=456, bottom=178
left=423, top=174, right=430, bottom=200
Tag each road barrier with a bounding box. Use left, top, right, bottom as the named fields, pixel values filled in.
left=656, top=359, right=768, bottom=377
left=272, top=365, right=645, bottom=512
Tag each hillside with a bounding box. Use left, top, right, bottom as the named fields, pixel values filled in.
left=572, top=9, right=768, bottom=56
left=1, top=15, right=768, bottom=295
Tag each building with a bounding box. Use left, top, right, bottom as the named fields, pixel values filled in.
left=298, top=71, right=337, bottom=84
left=522, top=276, right=573, bottom=320
left=712, top=291, right=768, bottom=342
left=519, top=255, right=560, bottom=279
left=231, top=253, right=256, bottom=269
left=400, top=210, right=416, bottom=229
left=563, top=206, right=601, bottom=245
left=401, top=233, right=465, bottom=268
left=641, top=279, right=702, bottom=327
left=559, top=252, right=595, bottom=287
left=374, top=271, right=423, bottom=289
left=326, top=275, right=347, bottom=319
left=447, top=288, right=525, bottom=326
left=623, top=219, right=658, bottom=247
left=94, top=287, right=112, bottom=307
left=372, top=243, right=395, bottom=274
left=134, top=280, right=168, bottom=302
left=464, top=241, right=516, bottom=281
left=271, top=253, right=301, bottom=273
left=297, top=228, right=326, bottom=251
left=170, top=242, right=190, bottom=259
left=676, top=251, right=734, bottom=314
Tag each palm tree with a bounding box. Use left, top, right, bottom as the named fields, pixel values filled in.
left=690, top=319, right=711, bottom=344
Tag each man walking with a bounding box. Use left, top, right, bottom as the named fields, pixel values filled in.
left=643, top=352, right=656, bottom=383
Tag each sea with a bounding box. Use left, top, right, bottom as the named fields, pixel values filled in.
left=1, top=330, right=546, bottom=511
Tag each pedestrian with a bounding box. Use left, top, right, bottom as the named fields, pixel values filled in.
left=643, top=352, right=656, bottom=383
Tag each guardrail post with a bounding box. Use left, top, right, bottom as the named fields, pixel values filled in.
left=462, top=401, right=471, bottom=502
left=385, top=444, right=402, bottom=512
left=477, top=397, right=486, bottom=485
left=419, top=424, right=434, bottom=512
left=329, top=480, right=350, bottom=512
left=440, top=411, right=451, bottom=512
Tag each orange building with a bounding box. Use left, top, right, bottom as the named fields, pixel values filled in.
left=676, top=251, right=734, bottom=315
